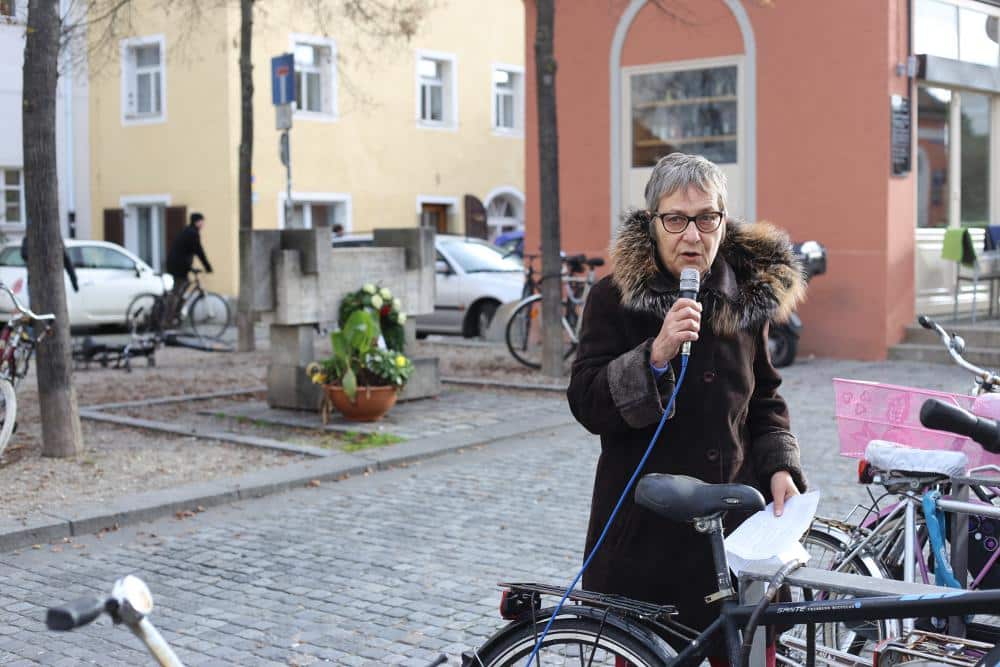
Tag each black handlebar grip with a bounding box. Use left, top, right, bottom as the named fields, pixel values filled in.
left=46, top=595, right=106, bottom=631
left=918, top=314, right=933, bottom=330
left=920, top=399, right=1000, bottom=454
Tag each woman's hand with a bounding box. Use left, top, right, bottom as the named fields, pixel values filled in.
left=770, top=471, right=800, bottom=517
left=650, top=298, right=702, bottom=366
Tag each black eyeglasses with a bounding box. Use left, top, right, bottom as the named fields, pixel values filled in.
left=652, top=211, right=725, bottom=234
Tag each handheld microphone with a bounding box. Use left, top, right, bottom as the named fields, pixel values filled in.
left=679, top=268, right=700, bottom=359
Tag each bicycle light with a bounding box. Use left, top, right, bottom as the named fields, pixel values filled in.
left=499, top=588, right=539, bottom=620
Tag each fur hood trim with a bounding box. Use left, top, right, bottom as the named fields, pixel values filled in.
left=609, top=210, right=806, bottom=337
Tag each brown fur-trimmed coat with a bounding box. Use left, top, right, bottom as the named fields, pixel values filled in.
left=566, top=210, right=808, bottom=641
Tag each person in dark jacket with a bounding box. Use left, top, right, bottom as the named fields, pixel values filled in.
left=566, top=153, right=807, bottom=664
left=20, top=236, right=79, bottom=293
left=164, top=212, right=212, bottom=325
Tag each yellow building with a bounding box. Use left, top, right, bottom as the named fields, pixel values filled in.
left=89, top=1, right=525, bottom=296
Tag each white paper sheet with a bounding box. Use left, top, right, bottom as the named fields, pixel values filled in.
left=724, top=490, right=821, bottom=576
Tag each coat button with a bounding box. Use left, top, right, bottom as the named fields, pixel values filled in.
left=703, top=371, right=716, bottom=383
left=706, top=448, right=720, bottom=462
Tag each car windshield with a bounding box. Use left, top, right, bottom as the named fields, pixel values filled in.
left=441, top=238, right=522, bottom=273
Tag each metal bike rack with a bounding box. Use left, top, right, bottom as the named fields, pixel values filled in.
left=739, top=562, right=961, bottom=667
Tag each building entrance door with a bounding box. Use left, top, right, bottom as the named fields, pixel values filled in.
left=915, top=84, right=996, bottom=317
left=421, top=203, right=449, bottom=234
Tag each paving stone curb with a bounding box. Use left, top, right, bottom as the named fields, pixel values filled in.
left=78, top=409, right=332, bottom=457
left=0, top=406, right=577, bottom=553
left=441, top=376, right=568, bottom=393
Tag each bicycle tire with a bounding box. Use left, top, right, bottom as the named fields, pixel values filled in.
left=472, top=616, right=667, bottom=666
left=0, top=378, right=17, bottom=460
left=780, top=527, right=898, bottom=662
left=505, top=295, right=577, bottom=371
left=188, top=292, right=231, bottom=340
left=505, top=296, right=542, bottom=369
left=126, top=293, right=164, bottom=337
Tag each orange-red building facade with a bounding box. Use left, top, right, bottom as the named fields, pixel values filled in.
left=524, top=0, right=1000, bottom=360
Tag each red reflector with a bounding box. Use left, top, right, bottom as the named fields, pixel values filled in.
left=12, top=278, right=22, bottom=294
left=499, top=590, right=512, bottom=619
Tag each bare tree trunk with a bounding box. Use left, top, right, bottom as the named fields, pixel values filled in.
left=23, top=0, right=82, bottom=457
left=535, top=0, right=563, bottom=378
left=236, top=0, right=256, bottom=352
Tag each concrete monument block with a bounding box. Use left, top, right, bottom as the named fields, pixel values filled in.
left=267, top=363, right=323, bottom=411
left=270, top=324, right=315, bottom=367
left=239, top=229, right=280, bottom=313
left=398, top=356, right=440, bottom=401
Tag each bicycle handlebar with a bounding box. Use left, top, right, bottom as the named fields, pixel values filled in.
left=46, top=595, right=107, bottom=631
left=918, top=314, right=999, bottom=389
left=0, top=282, right=56, bottom=324
left=920, top=398, right=1000, bottom=453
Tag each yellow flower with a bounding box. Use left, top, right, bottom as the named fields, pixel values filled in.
left=395, top=355, right=407, bottom=368
left=310, top=372, right=327, bottom=385
left=305, top=361, right=321, bottom=376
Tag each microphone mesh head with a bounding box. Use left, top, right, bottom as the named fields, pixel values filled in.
left=679, top=268, right=700, bottom=295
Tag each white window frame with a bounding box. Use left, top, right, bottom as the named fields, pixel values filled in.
left=491, top=64, right=524, bottom=136
left=484, top=186, right=525, bottom=240
left=276, top=191, right=352, bottom=230
left=415, top=50, right=458, bottom=130
left=120, top=34, right=167, bottom=126
left=120, top=194, right=170, bottom=269
left=289, top=34, right=338, bottom=121
left=0, top=168, right=25, bottom=232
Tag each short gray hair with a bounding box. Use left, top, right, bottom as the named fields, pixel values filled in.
left=643, top=153, right=728, bottom=213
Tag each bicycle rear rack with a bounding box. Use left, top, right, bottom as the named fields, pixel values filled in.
left=499, top=582, right=678, bottom=623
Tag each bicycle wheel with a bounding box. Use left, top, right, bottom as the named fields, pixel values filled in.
left=0, top=378, right=18, bottom=459
left=188, top=292, right=231, bottom=339
left=473, top=617, right=667, bottom=666
left=779, top=527, right=898, bottom=662
left=126, top=293, right=164, bottom=336
left=505, top=295, right=577, bottom=370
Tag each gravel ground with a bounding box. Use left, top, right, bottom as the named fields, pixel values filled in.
left=0, top=336, right=554, bottom=524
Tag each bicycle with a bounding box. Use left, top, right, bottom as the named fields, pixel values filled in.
left=126, top=268, right=231, bottom=340
left=461, top=470, right=1000, bottom=667
left=47, top=574, right=449, bottom=666
left=0, top=281, right=55, bottom=458
left=793, top=314, right=1000, bottom=649
left=504, top=254, right=604, bottom=370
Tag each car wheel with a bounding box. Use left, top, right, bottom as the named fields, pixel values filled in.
left=474, top=300, right=499, bottom=339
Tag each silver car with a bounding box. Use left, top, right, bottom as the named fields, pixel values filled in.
left=332, top=234, right=524, bottom=337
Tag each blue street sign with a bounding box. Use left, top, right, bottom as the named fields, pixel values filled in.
left=271, top=53, right=295, bottom=106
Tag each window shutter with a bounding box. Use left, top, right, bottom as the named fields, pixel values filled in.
left=323, top=47, right=334, bottom=115
left=165, top=206, right=186, bottom=256
left=103, top=208, right=125, bottom=246
left=123, top=47, right=137, bottom=115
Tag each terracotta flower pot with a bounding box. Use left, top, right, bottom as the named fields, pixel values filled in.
left=323, top=384, right=398, bottom=422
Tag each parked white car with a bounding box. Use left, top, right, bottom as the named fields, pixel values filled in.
left=0, top=240, right=173, bottom=328
left=332, top=234, right=524, bottom=337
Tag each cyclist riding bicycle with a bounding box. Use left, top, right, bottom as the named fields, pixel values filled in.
left=164, top=212, right=213, bottom=325
left=566, top=153, right=808, bottom=666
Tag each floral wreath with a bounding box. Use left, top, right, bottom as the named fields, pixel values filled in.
left=338, top=283, right=407, bottom=353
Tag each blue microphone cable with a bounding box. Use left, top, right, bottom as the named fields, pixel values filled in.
left=524, top=354, right=690, bottom=666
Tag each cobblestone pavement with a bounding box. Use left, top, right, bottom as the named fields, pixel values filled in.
left=0, top=357, right=983, bottom=665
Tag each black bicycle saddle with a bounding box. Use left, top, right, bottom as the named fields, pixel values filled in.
left=635, top=474, right=765, bottom=523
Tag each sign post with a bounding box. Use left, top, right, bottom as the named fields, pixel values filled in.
left=272, top=54, right=296, bottom=226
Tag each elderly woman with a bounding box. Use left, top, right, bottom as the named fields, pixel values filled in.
left=566, top=153, right=807, bottom=663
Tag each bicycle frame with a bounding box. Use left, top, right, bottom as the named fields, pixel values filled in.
left=471, top=517, right=1000, bottom=667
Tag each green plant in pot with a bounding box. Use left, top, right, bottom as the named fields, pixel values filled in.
left=307, top=309, right=413, bottom=422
